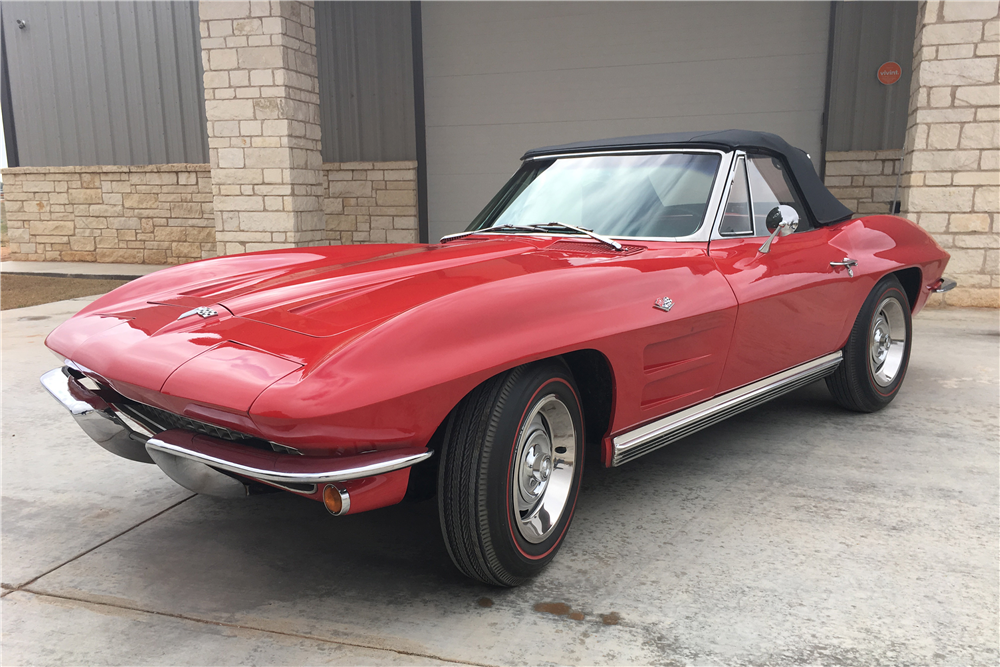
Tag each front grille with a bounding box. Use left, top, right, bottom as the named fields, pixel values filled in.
left=117, top=399, right=276, bottom=452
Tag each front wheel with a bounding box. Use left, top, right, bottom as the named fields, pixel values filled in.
left=438, top=362, right=584, bottom=586
left=827, top=275, right=912, bottom=412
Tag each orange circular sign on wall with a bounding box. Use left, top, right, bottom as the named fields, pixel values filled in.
left=877, top=61, right=902, bottom=85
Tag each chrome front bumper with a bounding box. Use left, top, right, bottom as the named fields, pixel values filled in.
left=41, top=366, right=432, bottom=498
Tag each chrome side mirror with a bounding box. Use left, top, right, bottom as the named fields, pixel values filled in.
left=759, top=205, right=799, bottom=253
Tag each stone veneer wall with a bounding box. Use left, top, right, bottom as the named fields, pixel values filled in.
left=900, top=0, right=999, bottom=307
left=3, top=165, right=215, bottom=264
left=2, top=162, right=418, bottom=263
left=824, top=151, right=906, bottom=216
left=324, top=161, right=419, bottom=245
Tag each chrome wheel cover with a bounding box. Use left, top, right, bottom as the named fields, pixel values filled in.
left=512, top=394, right=577, bottom=544
left=869, top=296, right=907, bottom=387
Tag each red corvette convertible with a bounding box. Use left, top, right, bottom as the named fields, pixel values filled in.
left=42, top=130, right=953, bottom=586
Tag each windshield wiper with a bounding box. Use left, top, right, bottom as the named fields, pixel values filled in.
left=439, top=224, right=539, bottom=244
left=528, top=222, right=623, bottom=251
left=440, top=221, right=623, bottom=252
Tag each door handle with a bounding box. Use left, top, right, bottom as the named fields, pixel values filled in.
left=830, top=257, right=858, bottom=278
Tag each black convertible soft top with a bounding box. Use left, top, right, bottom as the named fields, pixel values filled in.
left=521, top=130, right=854, bottom=226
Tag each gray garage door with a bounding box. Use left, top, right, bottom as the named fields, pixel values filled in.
left=422, top=1, right=831, bottom=241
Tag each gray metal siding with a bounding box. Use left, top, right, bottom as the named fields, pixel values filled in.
left=826, top=2, right=917, bottom=152
left=2, top=1, right=207, bottom=167
left=315, top=1, right=416, bottom=163
left=421, top=1, right=832, bottom=242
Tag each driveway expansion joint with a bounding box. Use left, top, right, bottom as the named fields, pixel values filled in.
left=16, top=587, right=493, bottom=667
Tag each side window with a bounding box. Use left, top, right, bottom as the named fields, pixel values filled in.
left=747, top=155, right=811, bottom=235
left=719, top=157, right=752, bottom=236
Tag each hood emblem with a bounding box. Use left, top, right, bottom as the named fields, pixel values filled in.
left=178, top=306, right=219, bottom=320
left=653, top=297, right=673, bottom=313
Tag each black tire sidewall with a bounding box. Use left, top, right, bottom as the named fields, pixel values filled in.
left=850, top=279, right=912, bottom=407
left=483, top=365, right=584, bottom=578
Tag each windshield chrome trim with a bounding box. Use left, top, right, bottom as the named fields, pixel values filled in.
left=523, top=148, right=727, bottom=161
left=450, top=149, right=734, bottom=244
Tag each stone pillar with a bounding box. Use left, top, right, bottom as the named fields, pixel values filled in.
left=199, top=0, right=324, bottom=255
left=900, top=0, right=999, bottom=307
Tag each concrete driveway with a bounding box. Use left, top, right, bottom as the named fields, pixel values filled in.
left=3, top=297, right=997, bottom=665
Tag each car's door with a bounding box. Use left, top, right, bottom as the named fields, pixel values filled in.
left=709, top=152, right=864, bottom=393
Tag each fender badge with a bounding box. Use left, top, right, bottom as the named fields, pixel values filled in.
left=177, top=306, right=219, bottom=320
left=653, top=297, right=673, bottom=313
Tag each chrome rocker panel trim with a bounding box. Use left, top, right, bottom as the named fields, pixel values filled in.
left=612, top=352, right=843, bottom=466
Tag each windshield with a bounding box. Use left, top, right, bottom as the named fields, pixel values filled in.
left=468, top=152, right=721, bottom=238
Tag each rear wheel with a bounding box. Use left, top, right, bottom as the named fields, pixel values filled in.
left=827, top=275, right=912, bottom=412
left=438, top=361, right=584, bottom=586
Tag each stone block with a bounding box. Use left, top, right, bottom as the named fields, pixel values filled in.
left=244, top=147, right=292, bottom=168
left=96, top=248, right=144, bottom=263
left=926, top=173, right=954, bottom=186
left=386, top=229, right=417, bottom=243
left=950, top=213, right=991, bottom=232
left=60, top=251, right=96, bottom=262
left=937, top=44, right=976, bottom=60
left=910, top=150, right=981, bottom=172
left=171, top=242, right=203, bottom=257
left=22, top=181, right=55, bottom=193
left=920, top=58, right=998, bottom=87
left=954, top=233, right=1000, bottom=248
left=921, top=21, right=986, bottom=46
left=187, top=227, right=217, bottom=243
left=68, top=189, right=105, bottom=204
left=907, top=187, right=974, bottom=212
left=960, top=123, right=1000, bottom=149
left=914, top=108, right=977, bottom=124
left=218, top=148, right=245, bottom=169
left=238, top=46, right=283, bottom=69
left=329, top=180, right=373, bottom=198
left=209, top=48, right=239, bottom=71
left=825, top=160, right=884, bottom=176
left=928, top=124, right=961, bottom=149
left=375, top=189, right=416, bottom=207
left=109, top=217, right=141, bottom=230
left=954, top=171, right=1000, bottom=186
left=123, top=193, right=159, bottom=209
left=947, top=248, right=986, bottom=274
left=942, top=1, right=999, bottom=21
left=29, top=220, right=74, bottom=236
left=205, top=99, right=255, bottom=121
left=199, top=2, right=250, bottom=21
left=80, top=173, right=100, bottom=189
left=974, top=187, right=999, bottom=212
left=69, top=236, right=96, bottom=251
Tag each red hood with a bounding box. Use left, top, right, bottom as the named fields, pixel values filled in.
left=47, top=238, right=648, bottom=415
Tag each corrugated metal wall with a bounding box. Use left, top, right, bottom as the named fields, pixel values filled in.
left=1, top=1, right=207, bottom=167
left=826, top=2, right=917, bottom=152
left=315, top=1, right=416, bottom=163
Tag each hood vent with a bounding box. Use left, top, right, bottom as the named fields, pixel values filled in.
left=547, top=240, right=645, bottom=255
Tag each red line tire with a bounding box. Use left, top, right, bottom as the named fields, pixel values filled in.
left=437, top=361, right=585, bottom=586
left=826, top=275, right=912, bottom=413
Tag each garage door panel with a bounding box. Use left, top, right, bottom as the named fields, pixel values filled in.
left=423, top=2, right=828, bottom=77
left=423, top=1, right=831, bottom=241
left=427, top=110, right=825, bottom=235
left=425, top=56, right=828, bottom=128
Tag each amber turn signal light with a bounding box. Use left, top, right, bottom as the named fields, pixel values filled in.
left=323, top=484, right=350, bottom=516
